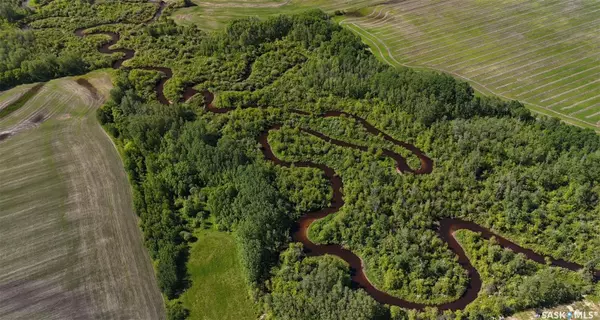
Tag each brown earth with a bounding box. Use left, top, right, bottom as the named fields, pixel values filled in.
left=0, top=75, right=165, bottom=319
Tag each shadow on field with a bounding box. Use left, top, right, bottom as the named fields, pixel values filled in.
left=76, top=78, right=100, bottom=100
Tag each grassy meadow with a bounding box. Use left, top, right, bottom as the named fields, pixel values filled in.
left=179, top=229, right=257, bottom=320
left=0, top=71, right=165, bottom=319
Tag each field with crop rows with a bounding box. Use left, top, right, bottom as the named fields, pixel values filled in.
left=339, top=0, right=600, bottom=130
left=0, top=72, right=165, bottom=319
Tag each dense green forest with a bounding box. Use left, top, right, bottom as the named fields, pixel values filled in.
left=98, top=11, right=600, bottom=319
left=453, top=230, right=592, bottom=318
left=5, top=1, right=600, bottom=319
left=0, top=0, right=164, bottom=89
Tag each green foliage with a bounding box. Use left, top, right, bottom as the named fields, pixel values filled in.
left=91, top=8, right=600, bottom=319
left=0, top=0, right=156, bottom=90
left=29, top=0, right=156, bottom=29
left=275, top=166, right=331, bottom=216
left=456, top=230, right=592, bottom=318
left=0, top=28, right=98, bottom=89
left=266, top=244, right=387, bottom=320
left=0, top=1, right=25, bottom=23
left=166, top=301, right=189, bottom=320
left=157, top=243, right=188, bottom=299
left=127, top=69, right=163, bottom=101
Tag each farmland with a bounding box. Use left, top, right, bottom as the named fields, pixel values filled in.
left=0, top=72, right=165, bottom=319
left=339, top=0, right=600, bottom=130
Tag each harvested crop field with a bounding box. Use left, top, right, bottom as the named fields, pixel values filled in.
left=0, top=71, right=165, bottom=319
left=339, top=0, right=600, bottom=130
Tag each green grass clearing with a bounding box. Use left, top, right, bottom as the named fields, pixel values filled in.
left=179, top=229, right=257, bottom=320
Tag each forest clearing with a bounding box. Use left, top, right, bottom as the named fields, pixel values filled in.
left=178, top=229, right=256, bottom=320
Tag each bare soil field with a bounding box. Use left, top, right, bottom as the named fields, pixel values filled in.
left=0, top=71, right=165, bottom=320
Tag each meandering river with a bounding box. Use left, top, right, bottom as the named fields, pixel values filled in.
left=70, top=3, right=600, bottom=310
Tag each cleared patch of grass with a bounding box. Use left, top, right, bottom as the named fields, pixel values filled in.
left=179, top=229, right=257, bottom=320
